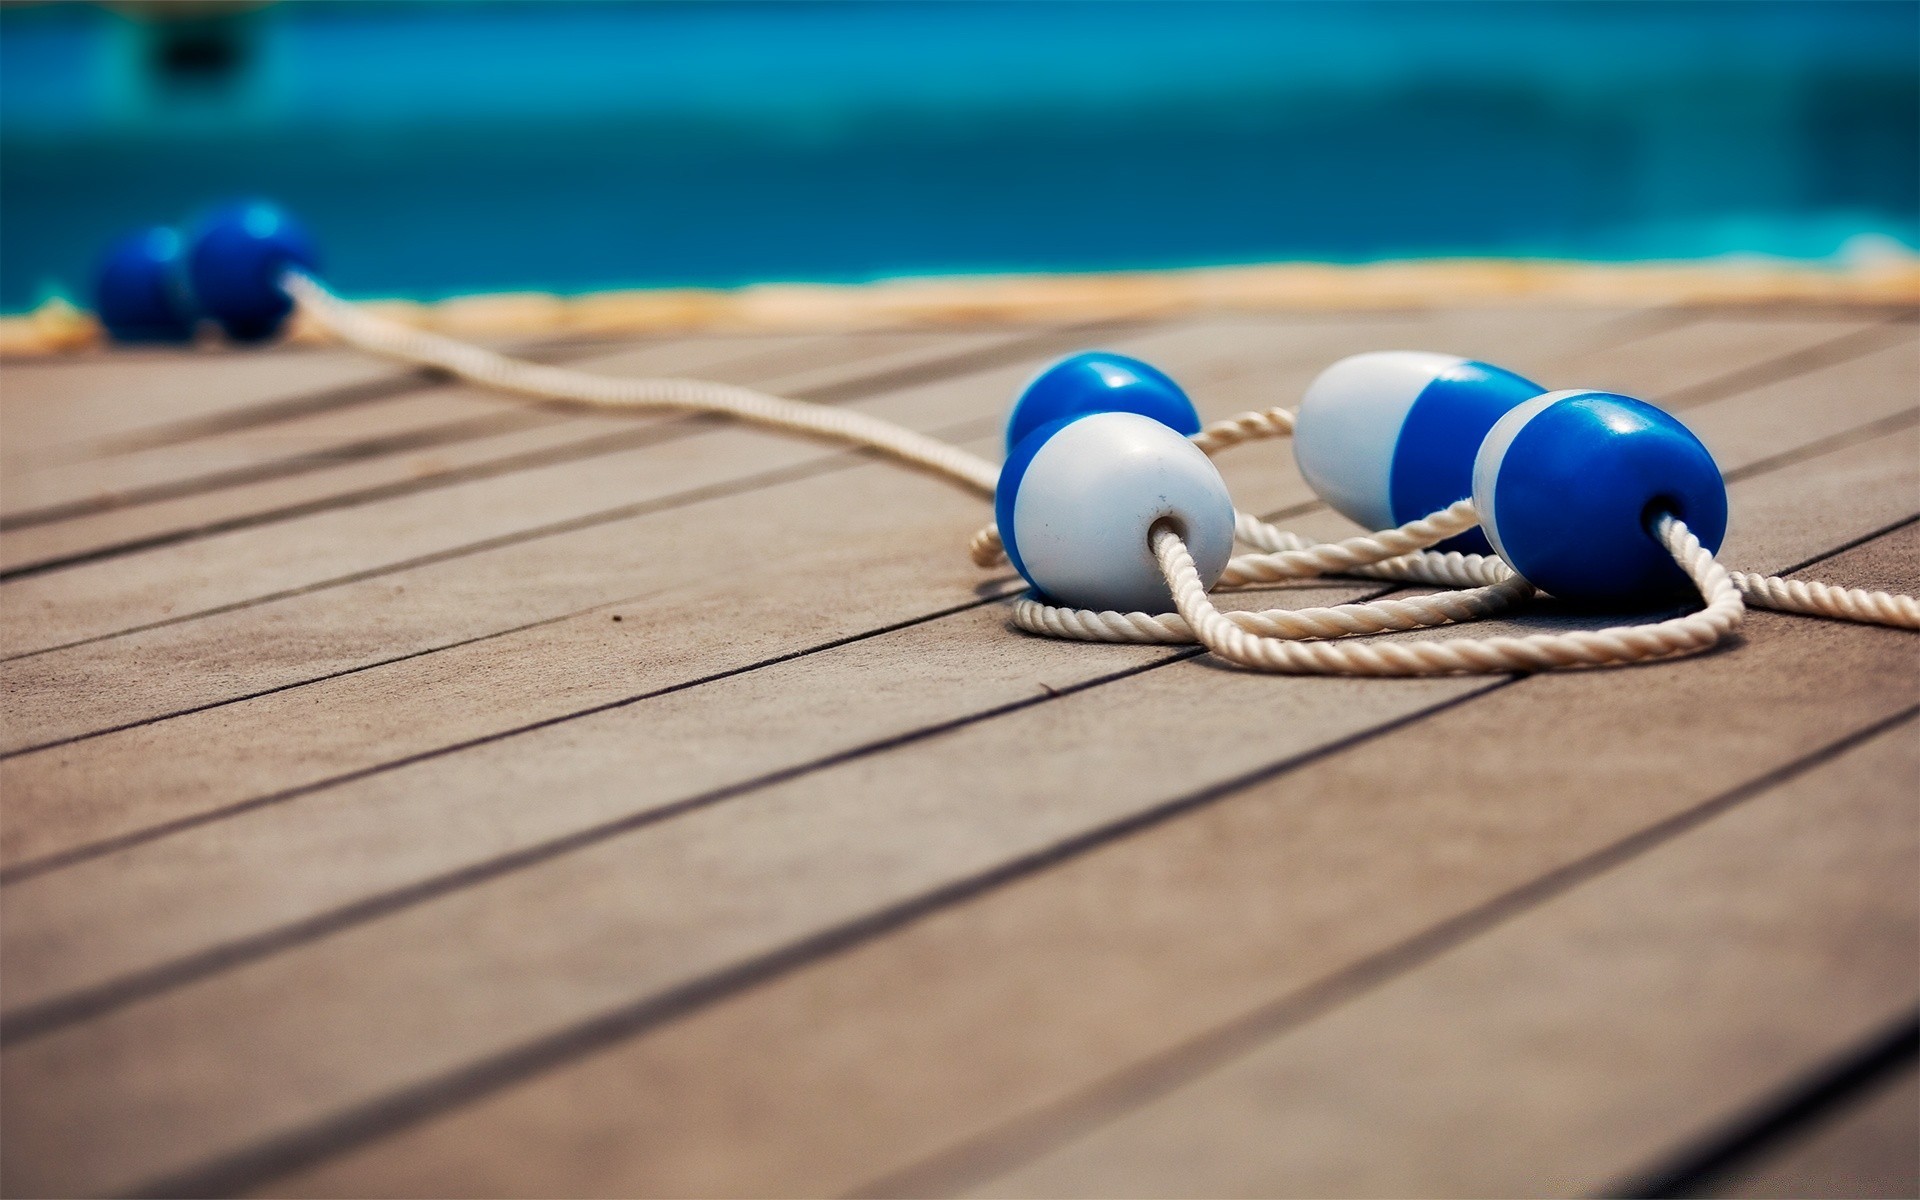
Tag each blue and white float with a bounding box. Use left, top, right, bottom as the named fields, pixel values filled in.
left=996, top=410, right=1235, bottom=613
left=1004, top=352, right=1202, bottom=452
left=1473, top=390, right=1728, bottom=606
left=1293, top=351, right=1544, bottom=554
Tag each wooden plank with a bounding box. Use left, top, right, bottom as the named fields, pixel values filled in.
left=1540, top=315, right=1907, bottom=403
left=1704, top=1065, right=1920, bottom=1199
left=0, top=330, right=1059, bottom=657
left=0, top=348, right=417, bottom=466
left=0, top=330, right=1043, bottom=567
left=0, top=307, right=1614, bottom=761
left=964, top=717, right=1920, bottom=1199
left=251, top=512, right=1918, bottom=1200
left=0, top=315, right=1901, bottom=875
left=1, top=372, right=1910, bottom=1195
left=0, top=332, right=821, bottom=533
left=0, top=328, right=1036, bottom=576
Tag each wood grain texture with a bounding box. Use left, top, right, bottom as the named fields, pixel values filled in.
left=0, top=332, right=1044, bottom=658
left=0, top=305, right=1913, bottom=1199
left=969, top=708, right=1919, bottom=1198
left=238, top=459, right=1920, bottom=1200
left=0, top=333, right=851, bottom=570
left=0, top=348, right=413, bottom=467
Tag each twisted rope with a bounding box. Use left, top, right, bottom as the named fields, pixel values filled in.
left=1345, top=550, right=1516, bottom=588
left=1156, top=514, right=1744, bottom=675
left=285, top=272, right=1001, bottom=495
left=1217, top=499, right=1480, bottom=585
left=1013, top=498, right=1532, bottom=644
left=1227, top=508, right=1514, bottom=588
left=1014, top=571, right=1535, bottom=645
left=1730, top=571, right=1920, bottom=629
left=1187, top=405, right=1297, bottom=453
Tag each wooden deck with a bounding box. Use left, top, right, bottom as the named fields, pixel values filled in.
left=0, top=301, right=1915, bottom=1198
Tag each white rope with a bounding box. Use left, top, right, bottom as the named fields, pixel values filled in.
left=289, top=274, right=1917, bottom=651
left=1217, top=499, right=1480, bottom=586
left=1346, top=549, right=1516, bottom=588
left=285, top=272, right=1001, bottom=495
left=1187, top=405, right=1297, bottom=453
left=1014, top=571, right=1535, bottom=645
left=1730, top=570, right=1920, bottom=629
left=1013, top=498, right=1531, bottom=644
left=1153, top=514, right=1744, bottom=675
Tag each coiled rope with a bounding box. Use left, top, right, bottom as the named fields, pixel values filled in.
left=1145, top=513, right=1742, bottom=675
left=287, top=272, right=1918, bottom=677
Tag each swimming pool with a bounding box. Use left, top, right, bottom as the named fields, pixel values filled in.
left=2, top=1, right=1915, bottom=313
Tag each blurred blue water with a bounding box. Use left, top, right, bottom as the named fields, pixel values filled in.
left=3, top=0, right=1915, bottom=312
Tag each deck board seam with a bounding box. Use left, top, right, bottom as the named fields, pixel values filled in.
left=1610, top=1011, right=1920, bottom=1199
left=0, top=409, right=558, bottom=542
left=67, top=334, right=618, bottom=460
left=1719, top=407, right=1918, bottom=485
left=0, top=586, right=1021, bottom=886
left=0, top=410, right=997, bottom=665
left=113, top=671, right=1513, bottom=1200
left=0, top=321, right=1117, bottom=581
left=0, top=321, right=1100, bottom=535
left=852, top=706, right=1920, bottom=1199
left=0, top=631, right=1208, bottom=1046
left=1654, top=318, right=1914, bottom=410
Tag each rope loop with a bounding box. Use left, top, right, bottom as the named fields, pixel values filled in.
left=1151, top=512, right=1744, bottom=676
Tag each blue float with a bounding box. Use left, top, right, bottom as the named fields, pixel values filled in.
left=1473, top=391, right=1728, bottom=606
left=1005, top=352, right=1201, bottom=453
left=997, top=410, right=1235, bottom=612
left=1293, top=351, right=1544, bottom=554
left=94, top=226, right=196, bottom=343
left=184, top=201, right=321, bottom=342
